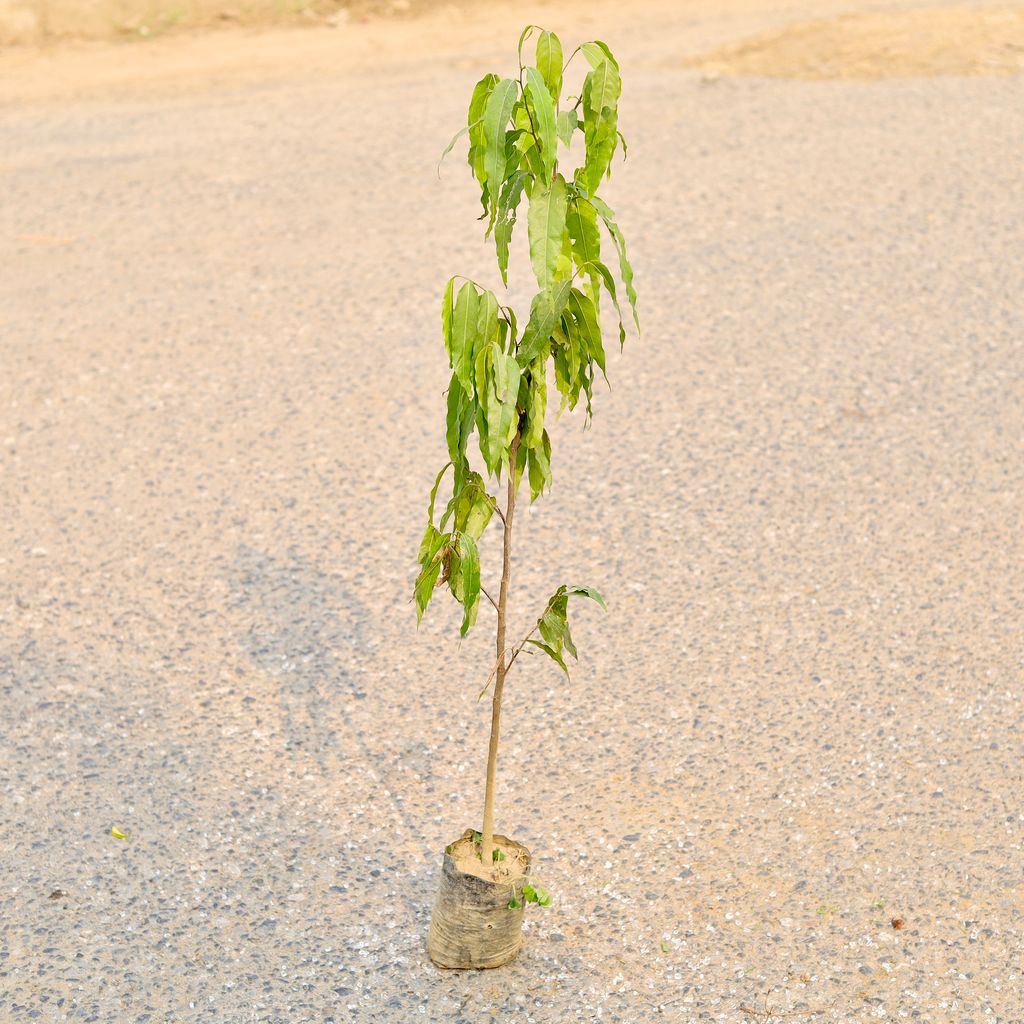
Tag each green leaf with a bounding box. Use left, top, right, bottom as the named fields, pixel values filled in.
left=581, top=40, right=620, bottom=72
left=426, top=462, right=451, bottom=524
left=524, top=66, right=558, bottom=181
left=537, top=892, right=552, bottom=907
left=445, top=375, right=476, bottom=480
left=414, top=559, right=442, bottom=622
left=467, top=73, right=499, bottom=212
left=492, top=848, right=506, bottom=862
left=464, top=490, right=494, bottom=540
left=536, top=30, right=563, bottom=99
left=582, top=58, right=621, bottom=196
left=494, top=170, right=529, bottom=287
left=566, top=584, right=607, bottom=610
left=517, top=23, right=539, bottom=63
left=438, top=122, right=472, bottom=172
left=566, top=198, right=601, bottom=305
left=556, top=109, right=578, bottom=148
left=482, top=79, right=520, bottom=223
left=523, top=884, right=537, bottom=902
left=420, top=526, right=449, bottom=567
left=527, top=173, right=568, bottom=291
left=589, top=259, right=626, bottom=347
left=517, top=278, right=571, bottom=365
left=451, top=281, right=480, bottom=390
left=526, top=637, right=569, bottom=676
left=660, top=940, right=670, bottom=954
left=552, top=312, right=588, bottom=411
left=507, top=897, right=522, bottom=909
left=441, top=277, right=455, bottom=361
left=479, top=346, right=522, bottom=473
left=567, top=287, right=606, bottom=377
left=526, top=429, right=551, bottom=500
left=417, top=522, right=439, bottom=564
left=476, top=289, right=500, bottom=365
left=589, top=196, right=639, bottom=332
left=457, top=533, right=480, bottom=636
left=522, top=357, right=547, bottom=449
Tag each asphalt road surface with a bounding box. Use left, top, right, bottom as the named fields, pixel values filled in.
left=2, top=2, right=1022, bottom=1021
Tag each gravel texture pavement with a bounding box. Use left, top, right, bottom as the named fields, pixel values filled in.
left=1, top=2, right=1023, bottom=1021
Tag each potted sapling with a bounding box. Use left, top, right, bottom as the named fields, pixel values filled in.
left=414, top=25, right=639, bottom=970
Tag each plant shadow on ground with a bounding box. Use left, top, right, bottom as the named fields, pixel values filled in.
left=226, top=543, right=428, bottom=852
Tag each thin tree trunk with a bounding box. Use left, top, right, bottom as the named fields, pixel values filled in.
left=480, top=433, right=520, bottom=866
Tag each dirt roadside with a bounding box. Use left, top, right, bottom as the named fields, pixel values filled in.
left=3, top=0, right=1022, bottom=109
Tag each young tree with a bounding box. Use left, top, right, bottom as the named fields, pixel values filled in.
left=417, top=24, right=639, bottom=966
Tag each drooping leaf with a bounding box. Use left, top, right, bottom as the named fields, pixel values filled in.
left=556, top=109, right=579, bottom=148
left=566, top=198, right=601, bottom=304
left=494, top=170, right=529, bottom=286
left=438, top=122, right=472, bottom=173
left=525, top=637, right=569, bottom=676
left=467, top=73, right=499, bottom=212
left=589, top=195, right=639, bottom=332
left=552, top=312, right=587, bottom=411
left=482, top=79, right=520, bottom=222
left=539, top=607, right=575, bottom=660
left=441, top=276, right=455, bottom=361
left=511, top=104, right=545, bottom=180
left=567, top=287, right=606, bottom=377
left=521, top=357, right=547, bottom=449
left=415, top=559, right=442, bottom=622
left=444, top=472, right=495, bottom=541
left=477, top=344, right=522, bottom=474
left=476, top=289, right=500, bottom=367
left=451, top=281, right=480, bottom=390
left=501, top=304, right=517, bottom=344
left=536, top=30, right=563, bottom=99
left=446, top=374, right=476, bottom=483
left=464, top=488, right=494, bottom=540
left=417, top=522, right=439, bottom=564
left=426, top=462, right=451, bottom=524
left=582, top=58, right=621, bottom=196
left=517, top=279, right=572, bottom=366
left=589, top=259, right=626, bottom=347
left=566, top=584, right=607, bottom=609
left=526, top=429, right=552, bottom=500
left=517, top=23, right=539, bottom=63
left=524, top=66, right=558, bottom=181
left=418, top=523, right=448, bottom=571
left=581, top=40, right=620, bottom=72
left=527, top=173, right=568, bottom=291
left=458, top=533, right=480, bottom=636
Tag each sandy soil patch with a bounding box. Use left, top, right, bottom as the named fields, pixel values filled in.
left=686, top=5, right=1024, bottom=79
left=0, top=0, right=447, bottom=44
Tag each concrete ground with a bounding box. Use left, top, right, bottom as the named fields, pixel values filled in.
left=1, top=1, right=1022, bottom=1021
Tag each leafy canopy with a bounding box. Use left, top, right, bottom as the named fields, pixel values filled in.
left=416, top=26, right=638, bottom=670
